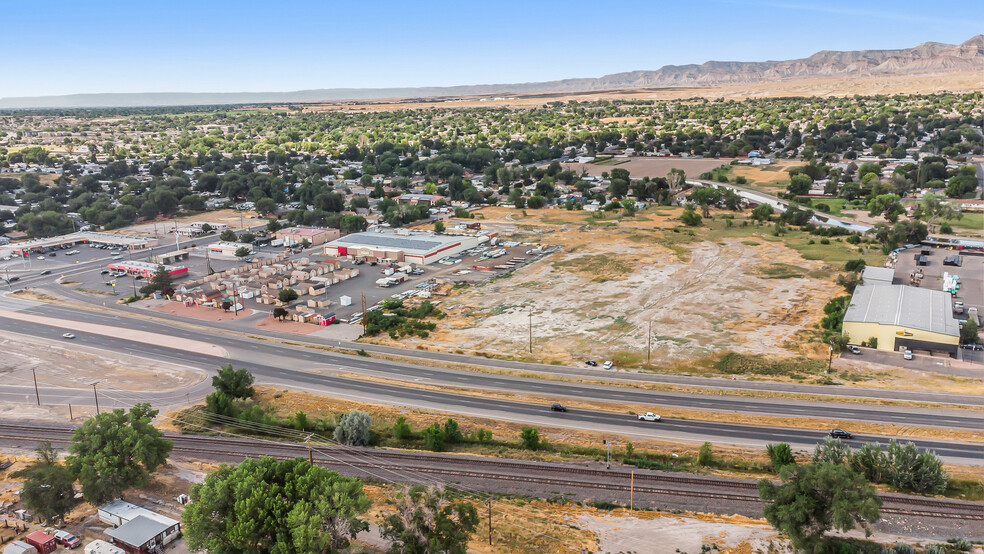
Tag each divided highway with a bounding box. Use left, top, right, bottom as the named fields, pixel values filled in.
left=1, top=315, right=981, bottom=463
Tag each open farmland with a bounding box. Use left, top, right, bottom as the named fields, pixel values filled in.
left=380, top=207, right=860, bottom=367
left=562, top=158, right=735, bottom=179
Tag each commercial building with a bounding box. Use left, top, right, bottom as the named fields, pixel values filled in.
left=106, top=260, right=189, bottom=278
left=397, top=193, right=443, bottom=206
left=842, top=284, right=960, bottom=355
left=13, top=231, right=158, bottom=253
left=274, top=226, right=340, bottom=247
left=208, top=241, right=253, bottom=256
left=324, top=229, right=487, bottom=265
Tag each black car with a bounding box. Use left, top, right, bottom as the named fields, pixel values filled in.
left=8, top=276, right=19, bottom=282
left=100, top=270, right=110, bottom=274
left=585, top=360, right=598, bottom=367
left=49, top=252, right=56, bottom=257
left=829, top=429, right=853, bottom=439
left=550, top=403, right=567, bottom=412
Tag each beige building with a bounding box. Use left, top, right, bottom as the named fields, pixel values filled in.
left=274, top=226, right=340, bottom=247
left=842, top=284, right=960, bottom=355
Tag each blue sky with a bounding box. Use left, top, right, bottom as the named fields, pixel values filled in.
left=3, top=0, right=981, bottom=98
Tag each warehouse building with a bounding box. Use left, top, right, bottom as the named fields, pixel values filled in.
left=842, top=284, right=960, bottom=355
left=324, top=229, right=487, bottom=265
left=274, top=226, right=340, bottom=247
left=106, top=260, right=188, bottom=278
left=861, top=266, right=895, bottom=285
left=13, top=231, right=158, bottom=253
left=208, top=241, right=253, bottom=257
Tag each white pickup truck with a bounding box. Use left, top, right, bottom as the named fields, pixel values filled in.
left=637, top=412, right=661, bottom=422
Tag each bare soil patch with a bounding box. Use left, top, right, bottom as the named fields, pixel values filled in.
left=152, top=301, right=255, bottom=322
left=254, top=317, right=322, bottom=335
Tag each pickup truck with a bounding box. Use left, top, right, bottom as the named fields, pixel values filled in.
left=637, top=412, right=661, bottom=422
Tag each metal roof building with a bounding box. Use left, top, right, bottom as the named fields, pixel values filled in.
left=842, top=284, right=959, bottom=355
left=861, top=266, right=895, bottom=285
left=325, top=230, right=486, bottom=265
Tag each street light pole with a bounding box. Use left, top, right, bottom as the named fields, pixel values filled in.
left=647, top=320, right=653, bottom=365
left=827, top=340, right=834, bottom=375
left=528, top=309, right=533, bottom=354
left=91, top=383, right=100, bottom=414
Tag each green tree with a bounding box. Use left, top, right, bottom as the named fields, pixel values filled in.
left=15, top=442, right=77, bottom=524
left=255, top=197, right=277, bottom=215
left=212, top=365, right=255, bottom=399
left=442, top=418, right=462, bottom=444
left=520, top=427, right=541, bottom=450
left=220, top=229, right=237, bottom=241
left=333, top=410, right=371, bottom=446
left=434, top=220, right=445, bottom=233
left=139, top=264, right=174, bottom=295
left=279, top=288, right=299, bottom=303
left=393, top=416, right=412, bottom=440
left=961, top=318, right=979, bottom=344
left=766, top=443, right=796, bottom=471
left=758, top=463, right=881, bottom=552
left=423, top=423, right=445, bottom=452
left=867, top=194, right=904, bottom=223
left=183, top=457, right=370, bottom=554
left=680, top=207, right=702, bottom=226
left=234, top=246, right=251, bottom=258
left=812, top=437, right=852, bottom=465
left=787, top=174, right=813, bottom=195
left=67, top=403, right=173, bottom=505
left=380, top=485, right=480, bottom=554
left=751, top=203, right=774, bottom=222
left=698, top=442, right=714, bottom=466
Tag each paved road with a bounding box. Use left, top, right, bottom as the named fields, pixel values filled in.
left=9, top=289, right=984, bottom=408
left=1, top=316, right=981, bottom=464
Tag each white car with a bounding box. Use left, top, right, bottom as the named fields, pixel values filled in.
left=637, top=412, right=661, bottom=422
left=602, top=361, right=614, bottom=370
left=37, top=256, right=45, bottom=260
left=903, top=350, right=913, bottom=360
left=62, top=332, right=75, bottom=339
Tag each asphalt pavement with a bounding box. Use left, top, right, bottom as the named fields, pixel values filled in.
left=1, top=315, right=981, bottom=464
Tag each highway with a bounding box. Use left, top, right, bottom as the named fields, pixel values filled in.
left=1, top=314, right=981, bottom=463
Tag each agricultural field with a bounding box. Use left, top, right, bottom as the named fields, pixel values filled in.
left=377, top=207, right=884, bottom=368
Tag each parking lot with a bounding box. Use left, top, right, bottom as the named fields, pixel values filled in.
left=893, top=245, right=984, bottom=324
left=0, top=242, right=141, bottom=282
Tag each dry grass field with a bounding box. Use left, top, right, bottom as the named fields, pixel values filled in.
left=364, top=206, right=849, bottom=368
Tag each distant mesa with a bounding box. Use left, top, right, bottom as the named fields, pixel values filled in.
left=1, top=35, right=981, bottom=109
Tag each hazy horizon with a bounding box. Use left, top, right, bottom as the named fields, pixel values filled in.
left=3, top=0, right=982, bottom=100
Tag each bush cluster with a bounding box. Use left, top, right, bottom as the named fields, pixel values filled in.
left=364, top=298, right=442, bottom=339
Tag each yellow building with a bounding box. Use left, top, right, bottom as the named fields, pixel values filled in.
left=842, top=284, right=960, bottom=355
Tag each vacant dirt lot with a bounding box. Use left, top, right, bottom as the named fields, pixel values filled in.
left=563, top=157, right=732, bottom=179
left=383, top=207, right=836, bottom=366
left=0, top=331, right=205, bottom=392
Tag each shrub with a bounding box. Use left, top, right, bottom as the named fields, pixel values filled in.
left=205, top=391, right=236, bottom=418
left=278, top=288, right=299, bottom=303
left=820, top=238, right=830, bottom=245
left=625, top=442, right=634, bottom=458
left=850, top=443, right=889, bottom=483
left=393, top=416, right=412, bottom=440
left=885, top=440, right=948, bottom=494
left=474, top=429, right=492, bottom=443
left=520, top=427, right=541, bottom=450
left=333, top=410, right=371, bottom=446
left=844, top=258, right=867, bottom=272
left=680, top=207, right=702, bottom=226
left=423, top=423, right=444, bottom=451
left=812, top=437, right=851, bottom=465
left=892, top=543, right=916, bottom=554
left=940, top=223, right=953, bottom=234
left=294, top=411, right=308, bottom=430
left=766, top=443, right=796, bottom=471
left=442, top=418, right=462, bottom=444
left=698, top=442, right=713, bottom=466
left=868, top=337, right=878, bottom=349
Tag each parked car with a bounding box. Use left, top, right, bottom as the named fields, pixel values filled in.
left=62, top=333, right=75, bottom=339
left=602, top=361, right=614, bottom=370
left=848, top=345, right=861, bottom=355
left=48, top=252, right=56, bottom=257
left=52, top=530, right=80, bottom=549
left=637, top=412, right=661, bottom=422
left=903, top=350, right=913, bottom=360
left=550, top=403, right=567, bottom=412
left=36, top=256, right=45, bottom=260
left=585, top=360, right=598, bottom=367
left=100, top=270, right=110, bottom=275
left=960, top=343, right=983, bottom=351
left=829, top=429, right=853, bottom=439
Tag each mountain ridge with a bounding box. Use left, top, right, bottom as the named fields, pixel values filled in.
left=2, top=35, right=981, bottom=109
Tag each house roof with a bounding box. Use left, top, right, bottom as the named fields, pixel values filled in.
left=3, top=541, right=36, bottom=554
left=106, top=516, right=171, bottom=547
left=25, top=532, right=54, bottom=544
left=843, top=284, right=959, bottom=337
left=861, top=266, right=895, bottom=284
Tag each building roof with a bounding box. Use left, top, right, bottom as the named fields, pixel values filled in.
left=25, top=532, right=54, bottom=544
left=106, top=516, right=170, bottom=547
left=327, top=230, right=477, bottom=256
left=2, top=541, right=36, bottom=554
left=81, top=540, right=125, bottom=554
left=844, top=284, right=959, bottom=337
left=276, top=226, right=331, bottom=237
left=861, top=266, right=895, bottom=284
left=99, top=500, right=180, bottom=528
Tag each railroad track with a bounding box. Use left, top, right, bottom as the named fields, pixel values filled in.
left=1, top=422, right=980, bottom=520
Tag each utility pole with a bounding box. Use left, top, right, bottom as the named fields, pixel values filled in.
left=32, top=368, right=40, bottom=406
left=306, top=435, right=314, bottom=465
left=486, top=498, right=492, bottom=546
left=130, top=274, right=137, bottom=297
left=361, top=293, right=367, bottom=336
left=647, top=320, right=653, bottom=365
left=827, top=340, right=834, bottom=375
left=604, top=439, right=610, bottom=470
left=91, top=383, right=100, bottom=414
